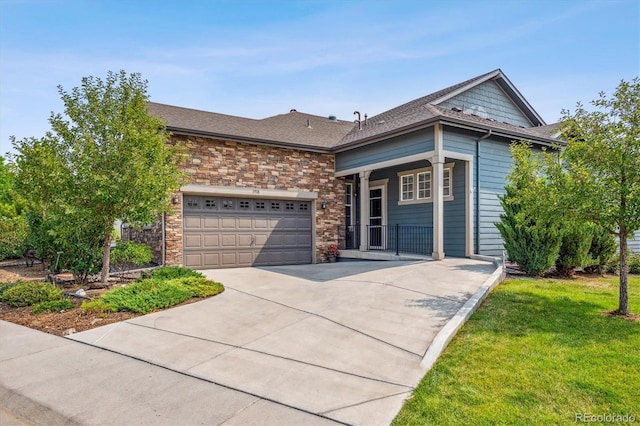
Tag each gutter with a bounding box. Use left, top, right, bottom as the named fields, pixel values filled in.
left=161, top=214, right=165, bottom=267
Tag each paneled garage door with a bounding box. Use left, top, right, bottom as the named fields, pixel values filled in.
left=183, top=195, right=313, bottom=269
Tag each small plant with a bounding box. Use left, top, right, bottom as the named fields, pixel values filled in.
left=32, top=299, right=74, bottom=314
left=325, top=244, right=340, bottom=256
left=81, top=299, right=115, bottom=314
left=0, top=281, right=62, bottom=307
left=151, top=266, right=203, bottom=280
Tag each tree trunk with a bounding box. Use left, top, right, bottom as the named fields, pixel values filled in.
left=100, top=228, right=112, bottom=284
left=618, top=229, right=629, bottom=315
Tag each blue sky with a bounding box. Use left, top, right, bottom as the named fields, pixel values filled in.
left=1, top=0, right=638, bottom=155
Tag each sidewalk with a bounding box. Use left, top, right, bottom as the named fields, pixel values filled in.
left=0, top=321, right=337, bottom=425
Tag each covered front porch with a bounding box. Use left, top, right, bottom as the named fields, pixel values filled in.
left=335, top=124, right=474, bottom=260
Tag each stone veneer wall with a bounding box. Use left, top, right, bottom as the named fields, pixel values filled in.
left=162, top=135, right=345, bottom=266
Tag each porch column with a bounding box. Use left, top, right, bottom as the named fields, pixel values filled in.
left=432, top=124, right=445, bottom=260
left=465, top=159, right=474, bottom=256
left=359, top=170, right=372, bottom=251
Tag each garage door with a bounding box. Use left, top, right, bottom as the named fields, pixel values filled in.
left=183, top=195, right=313, bottom=269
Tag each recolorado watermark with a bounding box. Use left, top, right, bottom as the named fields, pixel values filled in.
left=575, top=413, right=637, bottom=423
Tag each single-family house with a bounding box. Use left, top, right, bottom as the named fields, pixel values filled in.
left=121, top=69, right=640, bottom=269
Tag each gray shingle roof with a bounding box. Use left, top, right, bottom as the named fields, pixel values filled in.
left=147, top=102, right=355, bottom=151
left=148, top=69, right=561, bottom=152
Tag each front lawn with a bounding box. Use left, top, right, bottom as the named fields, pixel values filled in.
left=393, top=276, right=640, bottom=425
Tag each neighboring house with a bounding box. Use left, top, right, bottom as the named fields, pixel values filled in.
left=122, top=69, right=639, bottom=269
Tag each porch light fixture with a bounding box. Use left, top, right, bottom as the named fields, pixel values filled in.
left=171, top=195, right=179, bottom=204
left=321, top=200, right=328, bottom=209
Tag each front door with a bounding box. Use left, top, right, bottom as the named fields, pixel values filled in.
left=369, top=187, right=383, bottom=248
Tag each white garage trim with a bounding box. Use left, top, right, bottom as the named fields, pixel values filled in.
left=180, top=184, right=318, bottom=200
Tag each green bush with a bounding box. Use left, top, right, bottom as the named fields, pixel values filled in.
left=0, top=215, right=28, bottom=261
left=630, top=252, right=640, bottom=275
left=32, top=299, right=74, bottom=314
left=101, top=279, right=193, bottom=314
left=0, top=281, right=62, bottom=307
left=606, top=250, right=640, bottom=275
left=496, top=187, right=562, bottom=276
left=0, top=283, right=13, bottom=297
left=111, top=241, right=153, bottom=273
left=81, top=299, right=115, bottom=314
left=171, top=276, right=224, bottom=298
left=585, top=227, right=617, bottom=274
left=555, top=222, right=593, bottom=276
left=151, top=266, right=203, bottom=280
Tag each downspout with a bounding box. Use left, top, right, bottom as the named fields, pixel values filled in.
left=476, top=129, right=492, bottom=255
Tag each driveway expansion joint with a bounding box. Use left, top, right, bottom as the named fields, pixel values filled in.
left=227, top=285, right=423, bottom=358
left=67, top=337, right=351, bottom=426
left=125, top=322, right=415, bottom=389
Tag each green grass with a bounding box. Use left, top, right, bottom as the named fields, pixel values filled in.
left=393, top=276, right=640, bottom=426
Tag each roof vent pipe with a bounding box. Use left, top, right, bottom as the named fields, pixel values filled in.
left=364, top=113, right=368, bottom=127
left=354, top=111, right=362, bottom=130
left=306, top=119, right=311, bottom=128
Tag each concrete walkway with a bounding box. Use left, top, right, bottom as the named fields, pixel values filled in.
left=1, top=258, right=499, bottom=425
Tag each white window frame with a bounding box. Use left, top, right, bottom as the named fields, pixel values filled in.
left=400, top=174, right=414, bottom=201
left=345, top=182, right=354, bottom=226
left=397, top=163, right=454, bottom=205
left=443, top=168, right=451, bottom=197
left=417, top=171, right=431, bottom=200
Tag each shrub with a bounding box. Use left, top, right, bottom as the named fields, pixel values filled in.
left=32, top=299, right=74, bottom=314
left=171, top=276, right=224, bottom=298
left=496, top=187, right=562, bottom=276
left=151, top=266, right=203, bottom=280
left=0, top=215, right=28, bottom=261
left=81, top=299, right=115, bottom=314
left=111, top=241, right=153, bottom=275
left=585, top=226, right=617, bottom=274
left=101, top=279, right=193, bottom=314
left=555, top=222, right=593, bottom=276
left=606, top=250, right=640, bottom=275
left=630, top=252, right=640, bottom=275
left=0, top=281, right=62, bottom=307
left=0, top=283, right=12, bottom=297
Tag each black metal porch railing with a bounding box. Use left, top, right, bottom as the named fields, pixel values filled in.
left=338, top=225, right=433, bottom=256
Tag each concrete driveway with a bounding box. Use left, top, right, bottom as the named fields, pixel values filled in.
left=64, top=258, right=496, bottom=425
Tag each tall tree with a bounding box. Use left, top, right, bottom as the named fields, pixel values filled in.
left=12, top=70, right=185, bottom=283
left=560, top=78, right=640, bottom=315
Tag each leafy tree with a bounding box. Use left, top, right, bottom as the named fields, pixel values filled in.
left=0, top=156, right=28, bottom=260
left=560, top=78, right=640, bottom=315
left=11, top=70, right=185, bottom=283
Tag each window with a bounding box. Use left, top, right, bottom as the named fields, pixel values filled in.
left=401, top=175, right=414, bottom=201
left=255, top=201, right=265, bottom=209
left=299, top=203, right=309, bottom=211
left=240, top=201, right=250, bottom=209
left=186, top=198, right=199, bottom=208
left=417, top=172, right=431, bottom=199
left=398, top=164, right=454, bottom=204
left=443, top=168, right=451, bottom=197
left=271, top=202, right=280, bottom=210
left=285, top=202, right=295, bottom=210
left=345, top=183, right=353, bottom=226
left=204, top=198, right=217, bottom=209
left=223, top=200, right=233, bottom=209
